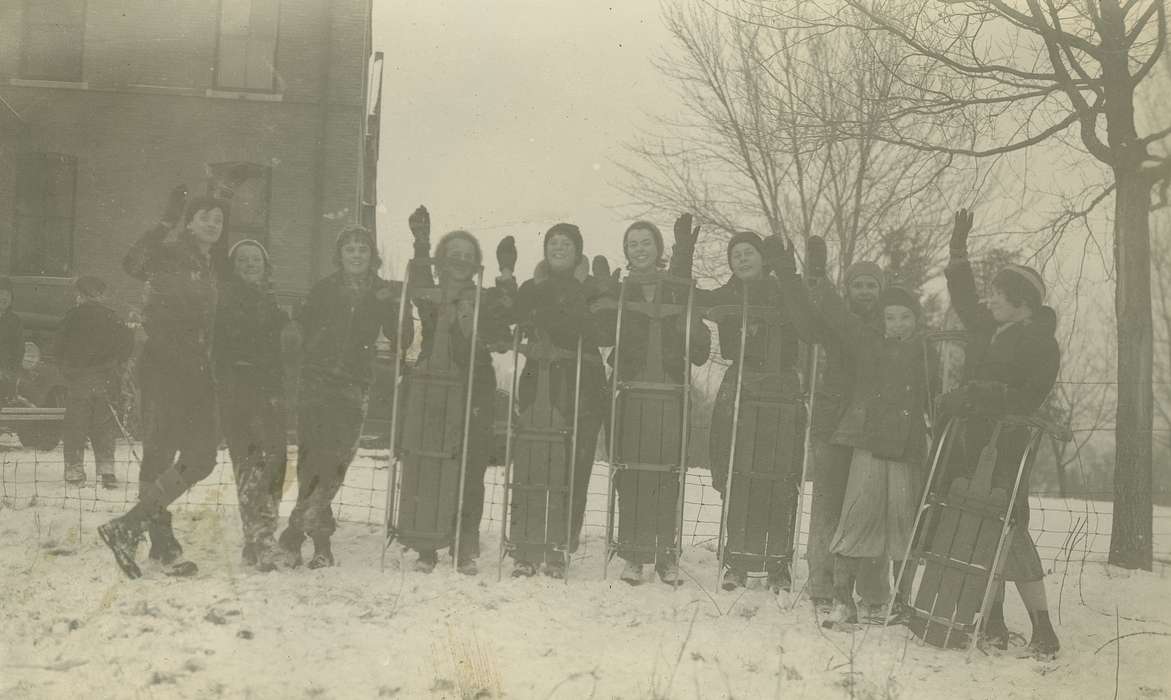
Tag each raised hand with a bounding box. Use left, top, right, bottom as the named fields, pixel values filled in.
left=761, top=235, right=796, bottom=278
left=409, top=205, right=431, bottom=257
left=673, top=213, right=701, bottom=248
left=496, top=235, right=517, bottom=275
left=805, top=235, right=827, bottom=280
left=592, top=254, right=611, bottom=281
left=950, top=208, right=974, bottom=260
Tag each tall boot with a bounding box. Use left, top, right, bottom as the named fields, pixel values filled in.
left=97, top=503, right=152, bottom=579
left=981, top=600, right=1010, bottom=650
left=307, top=535, right=334, bottom=570
left=147, top=509, right=183, bottom=565
left=277, top=527, right=305, bottom=567
left=1027, top=610, right=1060, bottom=658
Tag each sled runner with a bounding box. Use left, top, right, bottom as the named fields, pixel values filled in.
left=705, top=298, right=803, bottom=583
left=382, top=260, right=483, bottom=571
left=603, top=271, right=695, bottom=578
left=497, top=327, right=583, bottom=579
left=892, top=414, right=1071, bottom=651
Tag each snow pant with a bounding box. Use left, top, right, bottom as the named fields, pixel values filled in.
left=134, top=339, right=218, bottom=514
left=807, top=438, right=891, bottom=605
left=287, top=371, right=367, bottom=540
left=62, top=368, right=119, bottom=479
left=219, top=372, right=288, bottom=549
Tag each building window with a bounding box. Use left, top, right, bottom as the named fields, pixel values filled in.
left=207, top=162, right=271, bottom=247
left=21, top=0, right=86, bottom=82
left=13, top=153, right=77, bottom=277
left=215, top=0, right=280, bottom=91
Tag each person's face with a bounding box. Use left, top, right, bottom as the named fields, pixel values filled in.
left=730, top=242, right=764, bottom=280
left=443, top=237, right=477, bottom=282
left=884, top=305, right=917, bottom=341
left=233, top=245, right=267, bottom=285
left=188, top=207, right=224, bottom=247
left=625, top=228, right=659, bottom=273
left=986, top=285, right=1030, bottom=324
left=0, top=290, right=12, bottom=314
left=848, top=275, right=881, bottom=313
left=340, top=240, right=372, bottom=276
left=545, top=233, right=577, bottom=273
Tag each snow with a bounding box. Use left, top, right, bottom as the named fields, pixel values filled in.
left=2, top=441, right=1170, bottom=699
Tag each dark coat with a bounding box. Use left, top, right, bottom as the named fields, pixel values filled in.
left=213, top=277, right=289, bottom=393
left=409, top=259, right=512, bottom=373
left=0, top=309, right=24, bottom=375
left=298, top=271, right=412, bottom=387
left=781, top=274, right=930, bottom=464
left=56, top=301, right=134, bottom=375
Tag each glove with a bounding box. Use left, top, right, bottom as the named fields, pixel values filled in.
left=936, top=388, right=968, bottom=419
left=162, top=184, right=187, bottom=224
left=950, top=208, right=973, bottom=261
left=408, top=205, right=431, bottom=258
left=761, top=235, right=796, bottom=279
left=966, top=380, right=1007, bottom=415
left=673, top=213, right=700, bottom=249
left=591, top=255, right=621, bottom=297
left=805, top=236, right=827, bottom=280
left=496, top=235, right=517, bottom=274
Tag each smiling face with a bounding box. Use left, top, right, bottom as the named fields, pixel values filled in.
left=442, top=237, right=478, bottom=282
left=883, top=304, right=917, bottom=341
left=729, top=242, right=764, bottom=280
left=339, top=240, right=372, bottom=277
left=624, top=227, right=659, bottom=273
left=187, top=207, right=225, bottom=248
left=233, top=244, right=266, bottom=285
left=848, top=275, right=881, bottom=315
left=986, top=284, right=1031, bottom=324
left=545, top=232, right=578, bottom=273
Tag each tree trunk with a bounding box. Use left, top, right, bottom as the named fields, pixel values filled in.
left=1108, top=168, right=1154, bottom=570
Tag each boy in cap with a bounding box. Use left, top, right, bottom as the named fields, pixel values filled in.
left=58, top=276, right=135, bottom=487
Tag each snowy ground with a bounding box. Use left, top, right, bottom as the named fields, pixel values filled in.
left=2, top=439, right=1170, bottom=699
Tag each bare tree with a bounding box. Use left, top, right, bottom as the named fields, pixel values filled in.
left=753, top=0, right=1168, bottom=570
left=618, top=2, right=965, bottom=285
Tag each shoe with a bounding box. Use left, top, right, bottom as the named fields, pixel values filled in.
left=1027, top=611, right=1060, bottom=658
left=543, top=559, right=566, bottom=580
left=721, top=568, right=747, bottom=591
left=241, top=543, right=258, bottom=567
left=511, top=561, right=538, bottom=578
left=456, top=557, right=478, bottom=576
left=812, top=597, right=834, bottom=617
left=100, top=474, right=118, bottom=490
left=277, top=528, right=304, bottom=568
left=254, top=538, right=291, bottom=573
left=619, top=560, right=643, bottom=585
left=414, top=550, right=438, bottom=574
left=981, top=616, right=1010, bottom=650
left=656, top=561, right=683, bottom=587
left=164, top=560, right=199, bottom=577
left=886, top=599, right=913, bottom=627
left=307, top=537, right=334, bottom=569
left=859, top=602, right=891, bottom=625
left=147, top=510, right=183, bottom=565
left=97, top=517, right=143, bottom=579
left=821, top=600, right=859, bottom=630
left=767, top=562, right=792, bottom=593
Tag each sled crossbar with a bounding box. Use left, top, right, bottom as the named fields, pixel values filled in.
left=0, top=408, right=65, bottom=421
left=917, top=551, right=994, bottom=578
left=615, top=381, right=684, bottom=393
left=610, top=462, right=684, bottom=474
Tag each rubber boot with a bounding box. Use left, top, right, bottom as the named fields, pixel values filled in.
left=1027, top=610, right=1060, bottom=658
left=97, top=505, right=150, bottom=579
left=307, top=535, right=334, bottom=569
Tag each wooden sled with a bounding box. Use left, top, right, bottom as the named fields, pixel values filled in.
left=704, top=301, right=802, bottom=578
left=382, top=260, right=483, bottom=570
left=603, top=271, right=695, bottom=577
left=498, top=327, right=582, bottom=577
left=895, top=414, right=1071, bottom=651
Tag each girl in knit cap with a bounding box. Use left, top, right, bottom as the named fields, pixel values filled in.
left=214, top=239, right=292, bottom=571
left=777, top=241, right=931, bottom=628
left=507, top=223, right=609, bottom=578
left=938, top=208, right=1061, bottom=658
left=279, top=225, right=414, bottom=569
left=669, top=215, right=818, bottom=592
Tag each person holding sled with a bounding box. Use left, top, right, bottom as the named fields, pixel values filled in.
left=214, top=239, right=293, bottom=572
left=596, top=220, right=711, bottom=586
left=403, top=207, right=514, bottom=575
left=936, top=208, right=1061, bottom=657
left=507, top=223, right=609, bottom=578
left=777, top=238, right=930, bottom=628
left=58, top=276, right=135, bottom=488
left=279, top=225, right=412, bottom=570
left=799, top=241, right=894, bottom=617
left=668, top=215, right=813, bottom=592
left=98, top=189, right=229, bottom=579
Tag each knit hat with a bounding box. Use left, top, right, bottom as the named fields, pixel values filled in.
left=229, top=238, right=271, bottom=269
left=993, top=264, right=1046, bottom=309
left=334, top=224, right=383, bottom=271
left=844, top=261, right=885, bottom=290
left=544, top=223, right=583, bottom=261
left=878, top=285, right=921, bottom=318
left=726, top=231, right=766, bottom=268
left=75, top=275, right=107, bottom=298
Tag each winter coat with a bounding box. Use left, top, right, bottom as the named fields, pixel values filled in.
left=123, top=224, right=218, bottom=370
left=213, top=277, right=289, bottom=393
left=298, top=271, right=412, bottom=387
left=781, top=274, right=930, bottom=465
left=56, top=301, right=134, bottom=376
left=409, top=259, right=513, bottom=373
left=0, top=309, right=24, bottom=375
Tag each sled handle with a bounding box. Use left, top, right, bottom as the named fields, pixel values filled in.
left=603, top=272, right=626, bottom=580
left=674, top=280, right=696, bottom=574
left=381, top=257, right=414, bottom=572
left=498, top=325, right=522, bottom=581
left=564, top=334, right=584, bottom=582
left=453, top=266, right=485, bottom=572
left=716, top=283, right=751, bottom=580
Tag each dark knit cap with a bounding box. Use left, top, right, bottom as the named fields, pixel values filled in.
left=878, top=285, right=921, bottom=318
left=75, top=275, right=108, bottom=298
left=544, top=223, right=583, bottom=260
left=993, top=264, right=1045, bottom=309
left=333, top=224, right=383, bottom=271
left=726, top=231, right=766, bottom=267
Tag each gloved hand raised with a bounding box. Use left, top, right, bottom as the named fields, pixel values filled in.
left=496, top=235, right=517, bottom=275
left=673, top=213, right=701, bottom=249
left=761, top=235, right=796, bottom=279
left=950, top=208, right=973, bottom=261
left=408, top=205, right=430, bottom=258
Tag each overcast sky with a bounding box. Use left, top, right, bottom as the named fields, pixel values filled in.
left=373, top=1, right=676, bottom=276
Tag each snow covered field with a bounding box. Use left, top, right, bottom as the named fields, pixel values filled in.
left=2, top=440, right=1170, bottom=699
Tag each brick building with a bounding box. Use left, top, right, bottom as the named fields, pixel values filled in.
left=0, top=0, right=377, bottom=316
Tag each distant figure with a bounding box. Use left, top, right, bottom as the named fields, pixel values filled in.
left=57, top=276, right=134, bottom=488
left=0, top=277, right=23, bottom=404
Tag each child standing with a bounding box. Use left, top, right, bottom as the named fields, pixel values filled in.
left=58, top=276, right=135, bottom=487
left=0, top=277, right=23, bottom=404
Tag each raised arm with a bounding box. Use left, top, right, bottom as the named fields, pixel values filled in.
left=943, top=209, right=995, bottom=333
left=668, top=213, right=700, bottom=279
